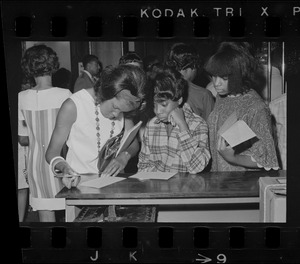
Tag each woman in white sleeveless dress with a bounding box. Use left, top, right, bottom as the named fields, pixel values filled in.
left=46, top=65, right=146, bottom=189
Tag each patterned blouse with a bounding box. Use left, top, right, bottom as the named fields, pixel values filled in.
left=207, top=89, right=279, bottom=171
left=138, top=103, right=211, bottom=173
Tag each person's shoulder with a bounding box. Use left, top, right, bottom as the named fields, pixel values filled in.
left=75, top=74, right=85, bottom=83
left=18, top=90, right=25, bottom=102
left=80, top=71, right=92, bottom=80
left=189, top=82, right=204, bottom=91
left=18, top=89, right=33, bottom=100
left=246, top=90, right=269, bottom=110
left=48, top=87, right=72, bottom=99
left=19, top=89, right=33, bottom=95
left=75, top=72, right=88, bottom=83
left=51, top=87, right=72, bottom=94
left=60, top=97, right=76, bottom=112
left=248, top=89, right=265, bottom=101
left=192, top=113, right=207, bottom=126
left=189, top=114, right=208, bottom=132
left=184, top=103, right=207, bottom=124
left=78, top=71, right=87, bottom=77
left=71, top=89, right=95, bottom=106
left=18, top=90, right=25, bottom=97
left=70, top=88, right=85, bottom=99
left=75, top=73, right=93, bottom=87
left=189, top=82, right=213, bottom=97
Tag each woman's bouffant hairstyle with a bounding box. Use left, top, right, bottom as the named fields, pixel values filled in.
left=119, top=52, right=143, bottom=68
left=165, top=43, right=200, bottom=71
left=152, top=66, right=188, bottom=105
left=94, top=64, right=146, bottom=110
left=21, top=44, right=60, bottom=78
left=204, top=42, right=259, bottom=95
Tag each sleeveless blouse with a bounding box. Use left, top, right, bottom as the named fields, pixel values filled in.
left=67, top=89, right=124, bottom=174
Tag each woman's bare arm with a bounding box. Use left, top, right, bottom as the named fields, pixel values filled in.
left=45, top=98, right=77, bottom=163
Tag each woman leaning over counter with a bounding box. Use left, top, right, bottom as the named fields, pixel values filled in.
left=46, top=64, right=146, bottom=188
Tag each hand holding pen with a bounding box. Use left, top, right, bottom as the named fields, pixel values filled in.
left=55, top=161, right=81, bottom=189
left=62, top=175, right=81, bottom=189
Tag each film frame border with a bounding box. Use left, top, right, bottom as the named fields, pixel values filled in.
left=5, top=1, right=300, bottom=40
left=18, top=224, right=300, bottom=263
left=2, top=0, right=300, bottom=263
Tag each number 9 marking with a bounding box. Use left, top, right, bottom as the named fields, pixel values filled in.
left=217, top=254, right=227, bottom=263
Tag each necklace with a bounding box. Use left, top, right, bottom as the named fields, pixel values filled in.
left=95, top=103, right=115, bottom=152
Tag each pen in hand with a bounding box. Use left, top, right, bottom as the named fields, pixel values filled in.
left=62, top=175, right=81, bottom=189
left=56, top=172, right=81, bottom=189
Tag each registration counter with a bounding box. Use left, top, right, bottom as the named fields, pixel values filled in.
left=56, top=170, right=286, bottom=222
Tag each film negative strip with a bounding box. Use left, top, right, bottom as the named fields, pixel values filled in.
left=1, top=0, right=300, bottom=263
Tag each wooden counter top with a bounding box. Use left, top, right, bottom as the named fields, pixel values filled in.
left=56, top=170, right=286, bottom=200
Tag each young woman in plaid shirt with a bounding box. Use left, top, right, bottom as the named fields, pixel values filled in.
left=138, top=67, right=211, bottom=173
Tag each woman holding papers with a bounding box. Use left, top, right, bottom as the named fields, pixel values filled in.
left=204, top=42, right=279, bottom=171
left=46, top=65, right=146, bottom=188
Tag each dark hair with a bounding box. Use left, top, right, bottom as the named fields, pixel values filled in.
left=21, top=76, right=36, bottom=91
left=82, top=54, right=99, bottom=69
left=143, top=55, right=161, bottom=72
left=217, top=42, right=254, bottom=55
left=204, top=42, right=259, bottom=95
left=165, top=43, right=200, bottom=71
left=52, top=67, right=72, bottom=89
left=152, top=66, right=188, bottom=105
left=95, top=64, right=146, bottom=107
left=119, top=52, right=143, bottom=68
left=21, top=44, right=59, bottom=78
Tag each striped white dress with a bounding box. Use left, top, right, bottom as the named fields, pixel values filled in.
left=18, top=116, right=29, bottom=189
left=18, top=87, right=72, bottom=211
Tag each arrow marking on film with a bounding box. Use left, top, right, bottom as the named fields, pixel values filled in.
left=196, top=253, right=212, bottom=263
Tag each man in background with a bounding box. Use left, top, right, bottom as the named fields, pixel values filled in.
left=165, top=43, right=214, bottom=121
left=74, top=54, right=101, bottom=93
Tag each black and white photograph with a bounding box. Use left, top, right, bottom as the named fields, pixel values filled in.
left=11, top=40, right=291, bottom=223
left=3, top=1, right=300, bottom=263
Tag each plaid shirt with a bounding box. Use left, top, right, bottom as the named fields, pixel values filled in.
left=138, top=103, right=211, bottom=173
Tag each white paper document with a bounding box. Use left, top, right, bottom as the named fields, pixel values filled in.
left=220, top=120, right=257, bottom=148
left=218, top=112, right=238, bottom=136
left=129, top=172, right=177, bottom=180
left=277, top=178, right=287, bottom=184
left=116, top=121, right=142, bottom=156
left=79, top=176, right=126, bottom=188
